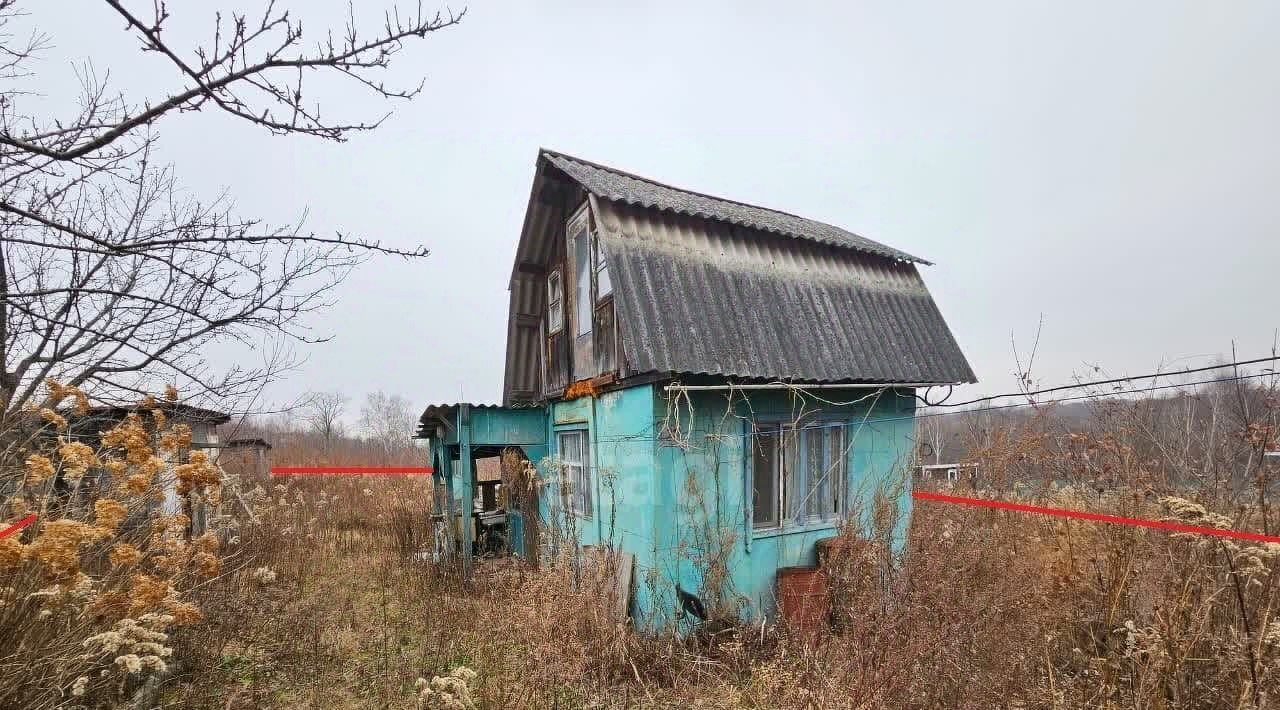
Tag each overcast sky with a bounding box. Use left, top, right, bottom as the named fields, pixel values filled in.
left=23, top=1, right=1280, bottom=416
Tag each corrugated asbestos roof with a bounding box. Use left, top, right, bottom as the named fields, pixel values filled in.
left=415, top=402, right=540, bottom=438
left=417, top=402, right=500, bottom=435
left=502, top=150, right=975, bottom=403
left=78, top=403, right=231, bottom=425
left=596, top=200, right=975, bottom=385
left=542, top=150, right=929, bottom=265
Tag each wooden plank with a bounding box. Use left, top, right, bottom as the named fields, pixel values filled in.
left=581, top=545, right=634, bottom=621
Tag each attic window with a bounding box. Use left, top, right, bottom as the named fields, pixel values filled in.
left=568, top=205, right=594, bottom=338
left=574, top=229, right=592, bottom=336
left=547, top=270, right=564, bottom=334
left=596, top=238, right=612, bottom=299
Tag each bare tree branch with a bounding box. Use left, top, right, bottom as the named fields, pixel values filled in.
left=0, top=1, right=462, bottom=416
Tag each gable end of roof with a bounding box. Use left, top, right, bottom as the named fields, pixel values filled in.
left=539, top=149, right=931, bottom=265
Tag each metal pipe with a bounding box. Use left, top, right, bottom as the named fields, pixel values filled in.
left=662, top=382, right=956, bottom=393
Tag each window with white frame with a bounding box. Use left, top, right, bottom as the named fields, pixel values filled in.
left=564, top=204, right=596, bottom=338
left=750, top=421, right=847, bottom=530
left=572, top=227, right=592, bottom=337
left=557, top=430, right=592, bottom=518
left=547, top=270, right=563, bottom=334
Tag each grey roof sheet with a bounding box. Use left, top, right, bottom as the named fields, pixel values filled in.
left=595, top=200, right=976, bottom=385
left=542, top=150, right=929, bottom=264
left=79, top=403, right=231, bottom=425
left=415, top=402, right=540, bottom=438
left=607, top=247, right=974, bottom=384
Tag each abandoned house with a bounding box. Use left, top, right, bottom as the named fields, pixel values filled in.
left=418, top=149, right=975, bottom=626
left=68, top=403, right=233, bottom=532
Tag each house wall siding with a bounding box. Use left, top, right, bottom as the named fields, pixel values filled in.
left=653, top=388, right=916, bottom=623
left=541, top=384, right=917, bottom=628
left=544, top=385, right=662, bottom=619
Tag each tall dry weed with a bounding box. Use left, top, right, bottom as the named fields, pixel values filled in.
left=76, top=379, right=1280, bottom=709
left=0, top=383, right=216, bottom=709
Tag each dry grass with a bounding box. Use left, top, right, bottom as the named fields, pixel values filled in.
left=0, top=386, right=218, bottom=710
left=160, top=479, right=1280, bottom=707
left=8, top=382, right=1280, bottom=709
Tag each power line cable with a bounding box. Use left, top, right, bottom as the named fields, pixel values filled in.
left=584, top=367, right=1277, bottom=445
left=925, top=354, right=1279, bottom=409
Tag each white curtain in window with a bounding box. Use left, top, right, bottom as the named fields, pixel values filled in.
left=558, top=431, right=592, bottom=518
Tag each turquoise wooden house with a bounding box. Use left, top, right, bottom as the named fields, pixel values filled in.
left=418, top=150, right=974, bottom=627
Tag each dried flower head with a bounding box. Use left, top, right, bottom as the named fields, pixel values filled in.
left=108, top=543, right=143, bottom=569
left=1160, top=496, right=1234, bottom=531
left=417, top=666, right=478, bottom=710
left=57, top=440, right=99, bottom=481
left=175, top=451, right=219, bottom=496
left=115, top=653, right=143, bottom=674
left=159, top=424, right=192, bottom=453
left=193, top=551, right=219, bottom=578
left=251, top=567, right=278, bottom=585
left=0, top=538, right=26, bottom=571
left=101, top=415, right=154, bottom=465
left=26, top=519, right=107, bottom=579
left=45, top=379, right=90, bottom=415
left=93, top=499, right=128, bottom=532
left=24, top=455, right=56, bottom=485
left=39, top=408, right=68, bottom=430
left=164, top=599, right=202, bottom=625
left=70, top=676, right=88, bottom=697
left=193, top=532, right=219, bottom=554
left=127, top=574, right=172, bottom=615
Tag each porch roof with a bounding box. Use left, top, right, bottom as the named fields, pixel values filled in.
left=415, top=401, right=545, bottom=448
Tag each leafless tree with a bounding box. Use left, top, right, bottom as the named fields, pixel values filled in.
left=0, top=0, right=463, bottom=418
left=304, top=390, right=348, bottom=455
left=358, top=390, right=415, bottom=459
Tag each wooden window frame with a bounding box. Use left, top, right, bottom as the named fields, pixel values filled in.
left=547, top=269, right=564, bottom=335
left=748, top=419, right=847, bottom=533
left=595, top=234, right=612, bottom=301
left=567, top=204, right=593, bottom=338
left=556, top=428, right=593, bottom=519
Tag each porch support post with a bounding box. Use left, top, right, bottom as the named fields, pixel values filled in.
left=458, top=404, right=474, bottom=578
left=435, top=443, right=455, bottom=554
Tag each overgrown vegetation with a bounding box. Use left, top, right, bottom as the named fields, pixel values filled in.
left=2, top=375, right=1278, bottom=708
left=1, top=383, right=218, bottom=710
left=0, top=377, right=1223, bottom=708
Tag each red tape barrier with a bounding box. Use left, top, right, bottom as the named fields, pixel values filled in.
left=913, top=489, right=1280, bottom=544
left=0, top=513, right=37, bottom=540
left=270, top=466, right=434, bottom=476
